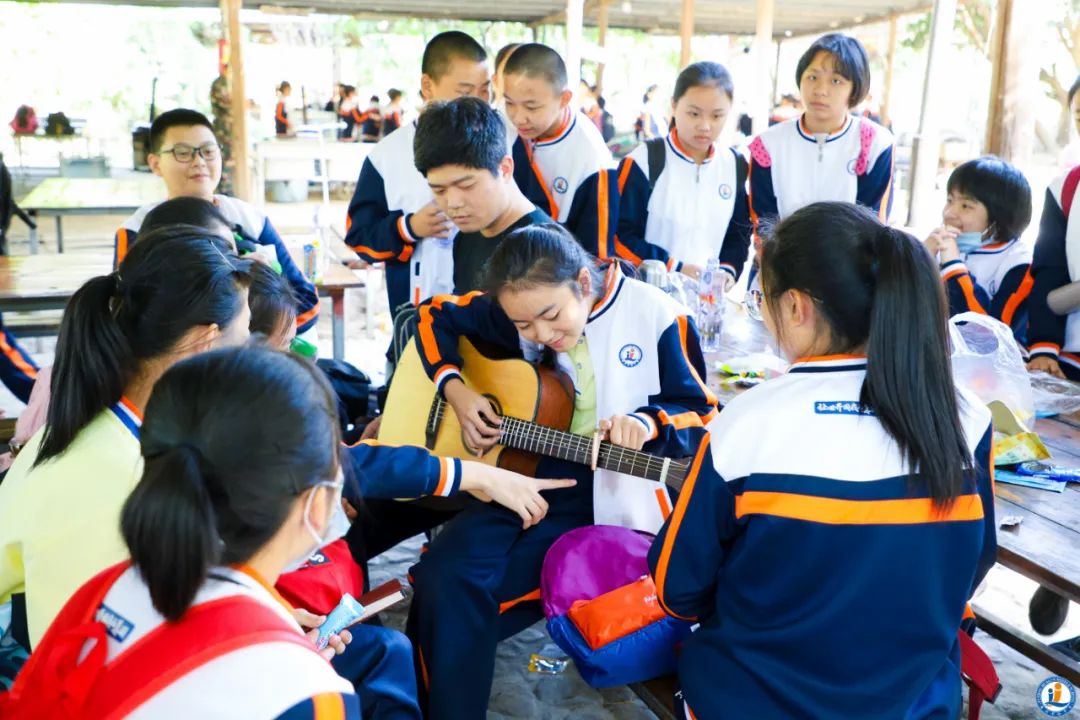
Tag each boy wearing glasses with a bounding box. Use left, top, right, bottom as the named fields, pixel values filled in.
left=113, top=108, right=320, bottom=337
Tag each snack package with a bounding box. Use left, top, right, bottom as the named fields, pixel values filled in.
left=316, top=593, right=365, bottom=650
left=988, top=401, right=1052, bottom=467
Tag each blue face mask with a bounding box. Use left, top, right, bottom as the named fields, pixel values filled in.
left=955, top=231, right=988, bottom=254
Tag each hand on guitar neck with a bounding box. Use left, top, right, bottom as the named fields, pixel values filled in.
left=444, top=379, right=503, bottom=455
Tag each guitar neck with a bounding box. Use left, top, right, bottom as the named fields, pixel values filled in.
left=495, top=413, right=687, bottom=486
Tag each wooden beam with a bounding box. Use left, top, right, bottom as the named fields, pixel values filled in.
left=907, top=0, right=958, bottom=226
left=222, top=0, right=250, bottom=202
left=880, top=14, right=898, bottom=127
left=565, top=0, right=585, bottom=95
left=751, top=0, right=775, bottom=135
left=529, top=0, right=597, bottom=28
left=679, top=0, right=695, bottom=68
left=985, top=0, right=1043, bottom=164
left=596, top=0, right=609, bottom=93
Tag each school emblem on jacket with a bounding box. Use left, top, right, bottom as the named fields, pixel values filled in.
left=553, top=176, right=569, bottom=194
left=1036, top=676, right=1076, bottom=716
left=618, top=343, right=643, bottom=367
left=846, top=158, right=858, bottom=175
left=719, top=184, right=733, bottom=200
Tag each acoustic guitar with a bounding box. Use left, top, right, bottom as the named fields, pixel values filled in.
left=378, top=339, right=691, bottom=489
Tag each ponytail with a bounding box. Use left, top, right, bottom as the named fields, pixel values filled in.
left=120, top=445, right=219, bottom=621
left=861, top=226, right=970, bottom=506
left=37, top=274, right=134, bottom=466
left=761, top=202, right=971, bottom=507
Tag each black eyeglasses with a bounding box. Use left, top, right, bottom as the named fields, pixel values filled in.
left=160, top=142, right=220, bottom=163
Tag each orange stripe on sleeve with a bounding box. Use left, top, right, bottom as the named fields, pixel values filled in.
left=1000, top=269, right=1034, bottom=327
left=498, top=588, right=542, bottom=614
left=614, top=237, right=643, bottom=266
left=312, top=693, right=346, bottom=720
left=957, top=274, right=988, bottom=315
left=734, top=491, right=985, bottom=525
left=617, top=157, right=634, bottom=194
left=655, top=488, right=673, bottom=521
left=416, top=292, right=483, bottom=366
left=652, top=437, right=712, bottom=621
left=295, top=305, right=319, bottom=328
left=116, top=228, right=129, bottom=266
left=526, top=143, right=559, bottom=219
left=597, top=171, right=610, bottom=259
left=0, top=334, right=37, bottom=380
left=433, top=458, right=448, bottom=497
left=676, top=316, right=719, bottom=409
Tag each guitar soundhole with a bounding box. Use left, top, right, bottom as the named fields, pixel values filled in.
left=459, top=393, right=503, bottom=456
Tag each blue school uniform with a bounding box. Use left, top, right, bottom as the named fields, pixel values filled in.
left=1029, top=167, right=1080, bottom=379
left=405, top=265, right=717, bottom=718
left=649, top=356, right=996, bottom=720
left=616, top=130, right=752, bottom=279
left=941, top=239, right=1032, bottom=346
left=0, top=317, right=38, bottom=405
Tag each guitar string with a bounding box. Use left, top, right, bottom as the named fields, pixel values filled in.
left=431, top=405, right=689, bottom=479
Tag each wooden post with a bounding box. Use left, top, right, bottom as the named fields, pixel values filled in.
left=679, top=0, right=695, bottom=68
left=565, top=0, right=585, bottom=97
left=223, top=0, right=250, bottom=201
left=751, top=0, right=775, bottom=134
left=985, top=0, right=1042, bottom=165
left=880, top=14, right=898, bottom=127
left=596, top=0, right=610, bottom=94
left=907, top=0, right=958, bottom=227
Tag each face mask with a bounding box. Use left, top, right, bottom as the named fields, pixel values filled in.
left=282, top=478, right=347, bottom=573
left=955, top=230, right=989, bottom=255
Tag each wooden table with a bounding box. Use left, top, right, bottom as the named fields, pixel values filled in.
left=17, top=177, right=161, bottom=254
left=318, top=261, right=369, bottom=361
left=0, top=253, right=112, bottom=313
left=709, top=306, right=1080, bottom=683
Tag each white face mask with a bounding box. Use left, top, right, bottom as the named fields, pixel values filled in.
left=282, top=475, right=348, bottom=574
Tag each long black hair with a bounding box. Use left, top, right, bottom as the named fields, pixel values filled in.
left=36, top=226, right=251, bottom=467
left=946, top=156, right=1032, bottom=244
left=760, top=202, right=971, bottom=506
left=121, top=346, right=341, bottom=621
left=481, top=223, right=605, bottom=299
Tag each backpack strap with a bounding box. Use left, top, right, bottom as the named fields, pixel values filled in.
left=86, top=594, right=312, bottom=719
left=734, top=151, right=748, bottom=196
left=1061, top=165, right=1080, bottom=221
left=645, top=137, right=666, bottom=190
left=958, top=628, right=1001, bottom=720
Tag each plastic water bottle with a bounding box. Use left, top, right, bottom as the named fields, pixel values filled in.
left=696, top=258, right=725, bottom=353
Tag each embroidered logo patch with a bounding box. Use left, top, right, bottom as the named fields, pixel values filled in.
left=553, top=176, right=569, bottom=194
left=619, top=343, right=643, bottom=367
left=718, top=183, right=733, bottom=199
left=1036, top=676, right=1076, bottom=716
left=846, top=158, right=858, bottom=175
left=96, top=604, right=135, bottom=642
left=814, top=401, right=874, bottom=416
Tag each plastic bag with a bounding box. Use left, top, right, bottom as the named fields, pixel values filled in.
left=949, top=313, right=1034, bottom=425
left=1029, top=371, right=1080, bottom=417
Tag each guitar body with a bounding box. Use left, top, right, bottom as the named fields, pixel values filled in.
left=379, top=339, right=575, bottom=476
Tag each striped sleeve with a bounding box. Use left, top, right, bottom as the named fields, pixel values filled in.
left=988, top=264, right=1034, bottom=346
left=614, top=157, right=672, bottom=268
left=941, top=260, right=990, bottom=317
left=346, top=440, right=462, bottom=499
left=255, top=219, right=321, bottom=334
left=414, top=292, right=521, bottom=397
left=648, top=434, right=734, bottom=622
left=633, top=314, right=719, bottom=458
left=274, top=692, right=361, bottom=720
left=1028, top=187, right=1070, bottom=358
left=563, top=169, right=619, bottom=261
left=343, top=158, right=417, bottom=266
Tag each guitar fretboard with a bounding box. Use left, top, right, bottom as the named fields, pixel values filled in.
left=431, top=400, right=688, bottom=486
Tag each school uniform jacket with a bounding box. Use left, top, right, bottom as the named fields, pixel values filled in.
left=345, top=117, right=518, bottom=312
left=616, top=130, right=752, bottom=279
left=114, top=196, right=320, bottom=335
left=941, top=239, right=1033, bottom=346
left=748, top=114, right=895, bottom=226
left=84, top=565, right=358, bottom=719
left=275, top=101, right=289, bottom=135
left=1029, top=169, right=1080, bottom=375
left=413, top=264, right=719, bottom=533
left=512, top=109, right=628, bottom=261
left=649, top=356, right=996, bottom=720
left=346, top=441, right=463, bottom=501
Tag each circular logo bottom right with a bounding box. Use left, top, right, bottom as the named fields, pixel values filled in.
left=1036, top=676, right=1076, bottom=717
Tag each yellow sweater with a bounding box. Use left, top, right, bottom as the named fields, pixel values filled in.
left=0, top=408, right=142, bottom=646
